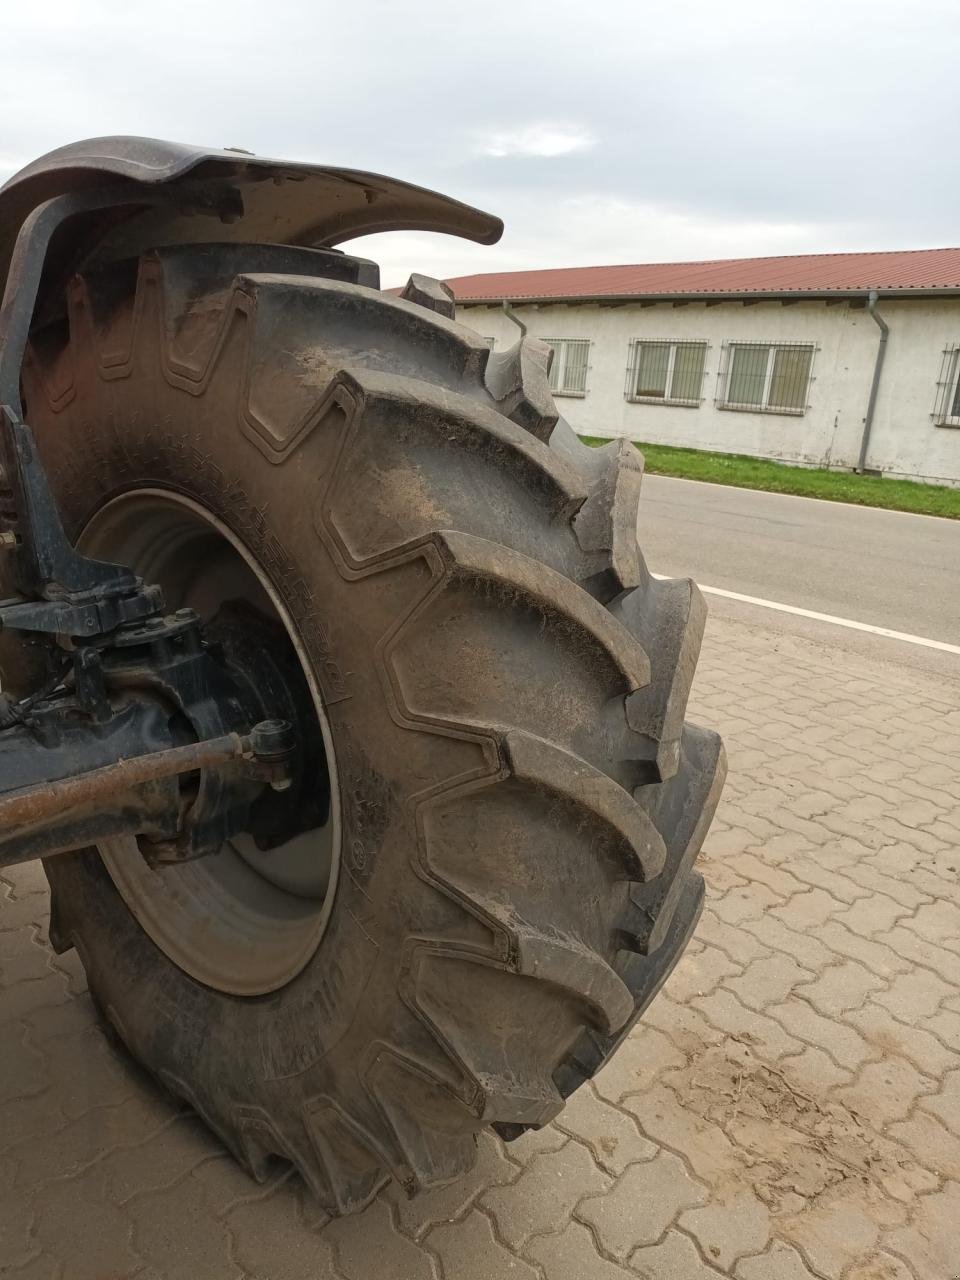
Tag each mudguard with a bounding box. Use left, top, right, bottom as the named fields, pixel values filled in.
left=0, top=135, right=503, bottom=306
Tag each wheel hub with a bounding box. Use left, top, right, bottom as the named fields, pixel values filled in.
left=78, top=489, right=341, bottom=996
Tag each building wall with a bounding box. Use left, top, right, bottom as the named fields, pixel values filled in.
left=457, top=297, right=960, bottom=486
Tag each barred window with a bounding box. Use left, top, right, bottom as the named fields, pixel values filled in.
left=625, top=340, right=707, bottom=406
left=718, top=342, right=814, bottom=414
left=543, top=338, right=590, bottom=396
left=933, top=345, right=960, bottom=426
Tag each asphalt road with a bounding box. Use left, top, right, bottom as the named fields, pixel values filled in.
left=637, top=474, right=960, bottom=677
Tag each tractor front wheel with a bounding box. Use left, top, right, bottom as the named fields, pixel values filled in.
left=18, top=243, right=724, bottom=1213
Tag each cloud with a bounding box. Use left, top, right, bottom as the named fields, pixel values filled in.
left=1, top=0, right=958, bottom=292
left=477, top=123, right=596, bottom=159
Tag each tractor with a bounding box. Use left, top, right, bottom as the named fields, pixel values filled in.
left=0, top=137, right=724, bottom=1214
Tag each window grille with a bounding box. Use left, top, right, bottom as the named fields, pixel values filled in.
left=543, top=338, right=590, bottom=396
left=624, top=340, right=708, bottom=406
left=933, top=345, right=960, bottom=426
left=717, top=341, right=815, bottom=414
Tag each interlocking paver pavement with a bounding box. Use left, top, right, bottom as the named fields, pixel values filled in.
left=1, top=613, right=958, bottom=1280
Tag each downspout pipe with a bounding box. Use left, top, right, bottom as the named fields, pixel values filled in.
left=856, top=289, right=889, bottom=474
left=502, top=298, right=526, bottom=336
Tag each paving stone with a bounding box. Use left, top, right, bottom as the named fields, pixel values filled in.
left=0, top=929, right=54, bottom=985
left=191, top=1151, right=288, bottom=1218
left=834, top=1057, right=937, bottom=1127
left=814, top=921, right=912, bottom=981
left=918, top=1069, right=960, bottom=1136
left=781, top=859, right=871, bottom=904
left=678, top=1189, right=770, bottom=1269
left=0, top=890, right=48, bottom=931
left=3, top=1253, right=64, bottom=1280
left=0, top=1029, right=49, bottom=1105
left=554, top=1085, right=657, bottom=1175
left=864, top=820, right=947, bottom=860
left=875, top=970, right=958, bottom=1027
left=840, top=860, right=935, bottom=910
left=622, top=1085, right=740, bottom=1184
left=699, top=825, right=757, bottom=858
left=22, top=994, right=99, bottom=1044
left=721, top=851, right=804, bottom=897
left=1, top=864, right=48, bottom=898
left=794, top=960, right=886, bottom=1017
left=127, top=1171, right=244, bottom=1280
left=752, top=830, right=821, bottom=863
left=882, top=1180, right=960, bottom=1280
left=323, top=1197, right=437, bottom=1280
left=49, top=950, right=87, bottom=998
left=699, top=854, right=751, bottom=895
left=630, top=1228, right=726, bottom=1278
left=695, top=912, right=771, bottom=966
left=741, top=915, right=833, bottom=970
left=845, top=1254, right=916, bottom=1280
left=735, top=1240, right=821, bottom=1279
left=226, top=1181, right=337, bottom=1280
left=711, top=883, right=783, bottom=926
left=99, top=1112, right=218, bottom=1204
left=644, top=995, right=725, bottom=1058
left=693, top=989, right=802, bottom=1060
left=526, top=1219, right=635, bottom=1280
left=888, top=1111, right=960, bottom=1181
left=12, top=1088, right=177, bottom=1189
left=592, top=1025, right=685, bottom=1104
left=927, top=1005, right=960, bottom=1048
left=834, top=896, right=910, bottom=939
left=770, top=888, right=842, bottom=931
left=782, top=789, right=841, bottom=823
left=1, top=619, right=958, bottom=1280
left=882, top=925, right=960, bottom=977
left=576, top=1151, right=707, bottom=1260
left=427, top=1209, right=537, bottom=1279
left=0, top=1090, right=68, bottom=1158
left=845, top=1002, right=958, bottom=1077
left=724, top=953, right=813, bottom=1012
left=835, top=793, right=891, bottom=822
left=0, top=972, right=70, bottom=1030
left=31, top=1167, right=142, bottom=1280
left=40, top=1026, right=140, bottom=1119
left=388, top=1131, right=518, bottom=1240
left=481, top=1138, right=610, bottom=1250
left=767, top=996, right=876, bottom=1071
left=777, top=1046, right=854, bottom=1094
left=0, top=1148, right=17, bottom=1194
left=0, top=1185, right=39, bottom=1268
left=779, top=1200, right=882, bottom=1279
left=500, top=1122, right=567, bottom=1162
left=895, top=798, right=946, bottom=828
left=923, top=817, right=960, bottom=845
left=713, top=805, right=779, bottom=845
left=664, top=945, right=743, bottom=1004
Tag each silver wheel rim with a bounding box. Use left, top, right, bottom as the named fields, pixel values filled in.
left=78, top=489, right=341, bottom=996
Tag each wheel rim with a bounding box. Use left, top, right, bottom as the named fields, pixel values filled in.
left=78, top=489, right=341, bottom=996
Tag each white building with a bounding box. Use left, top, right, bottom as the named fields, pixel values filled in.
left=447, top=249, right=960, bottom=487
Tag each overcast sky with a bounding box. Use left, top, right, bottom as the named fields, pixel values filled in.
left=3, top=0, right=959, bottom=287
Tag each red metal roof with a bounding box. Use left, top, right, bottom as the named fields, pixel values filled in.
left=446, top=248, right=960, bottom=302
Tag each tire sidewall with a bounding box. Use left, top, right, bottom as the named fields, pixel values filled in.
left=36, top=375, right=415, bottom=1105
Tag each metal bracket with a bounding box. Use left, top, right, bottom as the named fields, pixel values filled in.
left=0, top=183, right=231, bottom=637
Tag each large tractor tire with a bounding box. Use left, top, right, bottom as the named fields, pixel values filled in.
left=16, top=244, right=724, bottom=1214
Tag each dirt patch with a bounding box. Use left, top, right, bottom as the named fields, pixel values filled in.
left=665, top=1039, right=924, bottom=1216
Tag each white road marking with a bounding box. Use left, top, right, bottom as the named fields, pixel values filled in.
left=692, top=582, right=960, bottom=655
